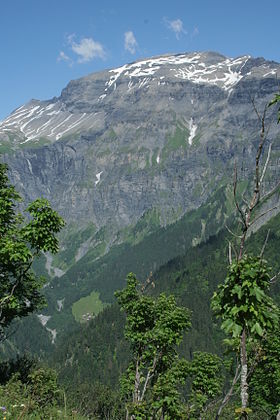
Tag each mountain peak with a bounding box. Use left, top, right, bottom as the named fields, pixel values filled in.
left=0, top=51, right=279, bottom=145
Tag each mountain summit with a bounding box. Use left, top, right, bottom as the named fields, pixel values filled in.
left=0, top=51, right=278, bottom=144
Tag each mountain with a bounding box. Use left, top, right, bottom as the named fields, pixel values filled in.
left=0, top=51, right=280, bottom=350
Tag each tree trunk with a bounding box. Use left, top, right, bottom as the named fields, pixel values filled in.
left=240, top=329, right=249, bottom=419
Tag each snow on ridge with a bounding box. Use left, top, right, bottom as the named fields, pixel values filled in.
left=0, top=101, right=93, bottom=142
left=106, top=53, right=202, bottom=87
left=171, top=55, right=250, bottom=91
left=105, top=53, right=251, bottom=93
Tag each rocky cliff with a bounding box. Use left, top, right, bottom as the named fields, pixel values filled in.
left=1, top=52, right=279, bottom=234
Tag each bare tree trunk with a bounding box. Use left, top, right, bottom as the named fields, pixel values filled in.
left=133, top=357, right=141, bottom=403
left=240, top=329, right=249, bottom=419
left=215, top=362, right=241, bottom=419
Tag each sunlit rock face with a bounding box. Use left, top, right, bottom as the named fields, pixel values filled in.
left=1, top=51, right=279, bottom=233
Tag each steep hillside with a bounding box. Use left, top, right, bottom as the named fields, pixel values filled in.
left=50, top=210, right=280, bottom=393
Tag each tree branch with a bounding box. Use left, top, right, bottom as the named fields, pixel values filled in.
left=260, top=143, right=272, bottom=187
left=259, top=229, right=270, bottom=259
left=225, top=224, right=243, bottom=239
left=249, top=206, right=278, bottom=228
left=270, top=271, right=280, bottom=284
left=228, top=242, right=232, bottom=265
left=233, top=164, right=247, bottom=229
left=140, top=355, right=158, bottom=402
left=215, top=362, right=241, bottom=419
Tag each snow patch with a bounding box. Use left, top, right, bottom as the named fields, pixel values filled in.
left=188, top=118, right=197, bottom=145
left=55, top=113, right=87, bottom=140
left=263, top=70, right=277, bottom=77
left=26, top=159, right=33, bottom=174
left=37, top=314, right=51, bottom=327
left=57, top=299, right=64, bottom=312
left=46, top=327, right=57, bottom=344
left=95, top=171, right=103, bottom=185
left=45, top=103, right=56, bottom=111
left=98, top=94, right=107, bottom=101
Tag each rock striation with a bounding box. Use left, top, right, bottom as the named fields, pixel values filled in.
left=1, top=51, right=280, bottom=246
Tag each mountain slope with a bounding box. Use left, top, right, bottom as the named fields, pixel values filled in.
left=0, top=51, right=280, bottom=349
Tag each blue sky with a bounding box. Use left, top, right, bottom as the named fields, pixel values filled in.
left=0, top=0, right=279, bottom=120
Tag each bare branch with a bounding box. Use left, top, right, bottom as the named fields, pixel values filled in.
left=0, top=279, right=20, bottom=309
left=225, top=224, right=243, bottom=239
left=249, top=206, right=278, bottom=227
left=259, top=229, right=270, bottom=259
left=141, top=271, right=154, bottom=293
left=228, top=242, right=232, bottom=265
left=260, top=143, right=272, bottom=187
left=215, top=362, right=241, bottom=419
left=258, top=179, right=280, bottom=204
left=250, top=95, right=262, bottom=123
left=140, top=355, right=158, bottom=401
left=233, top=164, right=247, bottom=229
left=270, top=271, right=280, bottom=284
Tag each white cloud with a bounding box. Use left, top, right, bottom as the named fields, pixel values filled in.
left=69, top=37, right=105, bottom=63
left=124, top=31, right=137, bottom=54
left=165, top=18, right=187, bottom=40
left=57, top=51, right=71, bottom=62
left=191, top=27, right=199, bottom=38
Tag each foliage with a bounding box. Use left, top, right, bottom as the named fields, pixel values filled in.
left=66, top=382, right=125, bottom=419
left=115, top=272, right=191, bottom=419
left=188, top=351, right=223, bottom=418
left=211, top=256, right=278, bottom=339
left=46, top=212, right=280, bottom=414
left=0, top=365, right=85, bottom=419
left=269, top=92, right=280, bottom=123
left=249, top=318, right=280, bottom=417
left=0, top=162, right=64, bottom=338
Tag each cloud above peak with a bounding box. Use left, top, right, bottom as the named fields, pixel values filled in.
left=124, top=31, right=137, bottom=54
left=58, top=34, right=105, bottom=65
left=165, top=18, right=187, bottom=39
left=71, top=37, right=105, bottom=63
left=57, top=51, right=71, bottom=63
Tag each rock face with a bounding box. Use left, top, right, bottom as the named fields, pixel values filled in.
left=1, top=51, right=280, bottom=242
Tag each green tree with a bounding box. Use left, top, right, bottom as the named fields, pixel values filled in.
left=249, top=317, right=280, bottom=417
left=269, top=92, right=280, bottom=123
left=115, top=272, right=191, bottom=419
left=0, top=162, right=64, bottom=339
left=212, top=256, right=278, bottom=418
left=187, top=351, right=223, bottom=419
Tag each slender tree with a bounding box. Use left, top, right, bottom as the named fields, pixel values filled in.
left=212, top=99, right=280, bottom=419
left=115, top=272, right=191, bottom=419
